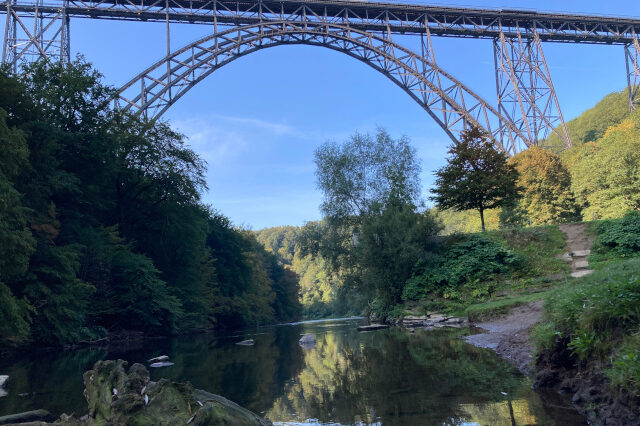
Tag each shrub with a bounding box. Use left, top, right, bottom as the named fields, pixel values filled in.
left=593, top=211, right=640, bottom=258
left=535, top=257, right=640, bottom=364
left=402, top=235, right=521, bottom=301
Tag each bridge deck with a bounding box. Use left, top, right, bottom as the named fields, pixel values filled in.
left=4, top=0, right=640, bottom=44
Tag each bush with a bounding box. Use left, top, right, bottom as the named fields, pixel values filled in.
left=402, top=234, right=521, bottom=301
left=593, top=211, right=640, bottom=258
left=535, top=258, right=640, bottom=366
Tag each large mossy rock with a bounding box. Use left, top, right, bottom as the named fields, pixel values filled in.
left=83, top=359, right=271, bottom=426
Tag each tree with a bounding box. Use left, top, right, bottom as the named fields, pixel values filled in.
left=314, top=128, right=421, bottom=220
left=567, top=111, right=640, bottom=220
left=508, top=146, right=580, bottom=225
left=431, top=127, right=520, bottom=231
left=306, top=129, right=440, bottom=316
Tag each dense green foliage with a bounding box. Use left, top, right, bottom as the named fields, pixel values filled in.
left=255, top=224, right=344, bottom=318
left=0, top=60, right=300, bottom=346
left=401, top=225, right=567, bottom=316
left=546, top=90, right=630, bottom=148
left=508, top=147, right=580, bottom=226
left=564, top=110, right=640, bottom=220
left=301, top=129, right=441, bottom=317
left=403, top=235, right=521, bottom=301
left=431, top=127, right=520, bottom=231
left=534, top=258, right=640, bottom=394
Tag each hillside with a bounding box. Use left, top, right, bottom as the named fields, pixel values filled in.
left=546, top=89, right=629, bottom=149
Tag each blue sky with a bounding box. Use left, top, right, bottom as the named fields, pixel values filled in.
left=14, top=0, right=639, bottom=229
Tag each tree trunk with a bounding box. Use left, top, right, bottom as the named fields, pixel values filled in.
left=479, top=206, right=486, bottom=232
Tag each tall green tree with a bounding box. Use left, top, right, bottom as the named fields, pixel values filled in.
left=567, top=111, right=640, bottom=220
left=431, top=127, right=520, bottom=231
left=508, top=146, right=580, bottom=225
left=306, top=129, right=440, bottom=316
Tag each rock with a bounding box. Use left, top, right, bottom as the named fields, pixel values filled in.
left=148, top=355, right=170, bottom=363
left=298, top=334, right=316, bottom=346
left=149, top=361, right=174, bottom=368
left=0, top=409, right=55, bottom=425
left=235, top=339, right=255, bottom=346
left=357, top=324, right=389, bottom=331
left=571, top=270, right=594, bottom=278
left=574, top=260, right=590, bottom=269
left=81, top=359, right=271, bottom=425
left=0, top=375, right=8, bottom=388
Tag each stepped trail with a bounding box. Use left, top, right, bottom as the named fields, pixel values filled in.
left=557, top=223, right=594, bottom=278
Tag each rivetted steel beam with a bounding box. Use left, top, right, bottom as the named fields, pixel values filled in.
left=494, top=28, right=571, bottom=152
left=625, top=33, right=640, bottom=111
left=114, top=21, right=531, bottom=154
left=2, top=0, right=640, bottom=44
left=2, top=0, right=69, bottom=72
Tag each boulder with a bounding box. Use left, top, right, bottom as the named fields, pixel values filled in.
left=0, top=409, right=54, bottom=425
left=235, top=339, right=255, bottom=346
left=298, top=334, right=315, bottom=344
left=149, top=361, right=174, bottom=368
left=83, top=359, right=271, bottom=425
left=0, top=375, right=8, bottom=388
left=357, top=324, right=389, bottom=331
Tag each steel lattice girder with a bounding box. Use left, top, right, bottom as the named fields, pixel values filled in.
left=2, top=0, right=70, bottom=71
left=625, top=34, right=640, bottom=111
left=493, top=29, right=571, bottom=150
left=3, top=0, right=640, bottom=44
left=115, top=21, right=532, bottom=154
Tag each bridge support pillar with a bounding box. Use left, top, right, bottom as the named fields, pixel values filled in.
left=2, top=0, right=70, bottom=72
left=493, top=29, right=571, bottom=153
left=625, top=33, right=640, bottom=111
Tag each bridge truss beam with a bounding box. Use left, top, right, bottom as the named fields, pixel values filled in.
left=2, top=0, right=69, bottom=72
left=2, top=0, right=640, bottom=44
left=625, top=33, right=640, bottom=111
left=494, top=29, right=571, bottom=151
left=115, top=21, right=533, bottom=154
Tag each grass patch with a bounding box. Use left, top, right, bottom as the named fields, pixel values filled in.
left=533, top=257, right=640, bottom=394
left=589, top=211, right=640, bottom=269
left=492, top=225, right=569, bottom=277
left=462, top=292, right=548, bottom=322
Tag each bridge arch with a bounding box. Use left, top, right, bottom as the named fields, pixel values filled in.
left=116, top=21, right=529, bottom=154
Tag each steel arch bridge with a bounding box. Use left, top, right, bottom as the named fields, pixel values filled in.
left=2, top=0, right=640, bottom=155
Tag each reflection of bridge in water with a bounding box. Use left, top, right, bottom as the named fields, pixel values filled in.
left=2, top=0, right=640, bottom=154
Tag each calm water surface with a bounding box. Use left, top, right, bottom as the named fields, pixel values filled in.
left=0, top=318, right=585, bottom=425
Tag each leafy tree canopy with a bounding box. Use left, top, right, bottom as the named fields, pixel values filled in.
left=508, top=146, right=580, bottom=226
left=431, top=127, right=521, bottom=231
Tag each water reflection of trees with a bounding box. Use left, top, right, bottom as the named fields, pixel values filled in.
left=267, top=328, right=555, bottom=425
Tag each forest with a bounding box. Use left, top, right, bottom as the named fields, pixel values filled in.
left=2, top=56, right=640, bottom=349
left=257, top=89, right=640, bottom=319
left=0, top=59, right=300, bottom=347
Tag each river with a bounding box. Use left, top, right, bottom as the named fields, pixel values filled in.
left=0, top=318, right=585, bottom=425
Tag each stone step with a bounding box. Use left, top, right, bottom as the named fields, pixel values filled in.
left=574, top=260, right=590, bottom=270
left=571, top=270, right=594, bottom=278
left=556, top=253, right=572, bottom=262
left=571, top=249, right=591, bottom=257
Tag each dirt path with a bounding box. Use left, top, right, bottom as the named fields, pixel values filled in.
left=465, top=301, right=543, bottom=375
left=558, top=223, right=595, bottom=278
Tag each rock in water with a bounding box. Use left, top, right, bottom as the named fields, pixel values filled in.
left=0, top=375, right=8, bottom=398
left=236, top=339, right=255, bottom=346
left=148, top=355, right=170, bottom=363
left=82, top=359, right=272, bottom=425
left=149, top=361, right=174, bottom=368
left=0, top=409, right=54, bottom=424
left=299, top=334, right=315, bottom=344
left=357, top=324, right=389, bottom=331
